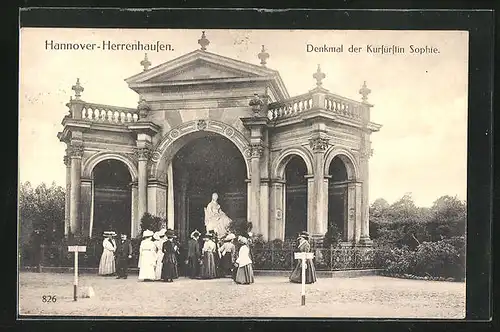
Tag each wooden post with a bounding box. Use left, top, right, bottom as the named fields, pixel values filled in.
left=68, top=246, right=86, bottom=302
left=294, top=252, right=314, bottom=306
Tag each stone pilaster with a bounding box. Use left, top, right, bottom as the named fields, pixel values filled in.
left=269, top=179, right=285, bottom=240
left=167, top=162, right=175, bottom=230
left=241, top=116, right=270, bottom=238
left=250, top=143, right=263, bottom=236
left=80, top=179, right=92, bottom=237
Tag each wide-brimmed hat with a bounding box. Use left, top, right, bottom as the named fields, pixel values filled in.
left=158, top=229, right=167, bottom=237
left=142, top=230, right=154, bottom=238
left=238, top=236, right=248, bottom=245
left=103, top=231, right=117, bottom=237
left=203, top=233, right=213, bottom=240
left=153, top=232, right=161, bottom=240
left=166, top=229, right=176, bottom=238
left=225, top=233, right=236, bottom=242
left=191, top=230, right=201, bottom=239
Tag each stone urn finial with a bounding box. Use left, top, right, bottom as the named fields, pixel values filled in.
left=359, top=81, right=371, bottom=103
left=72, top=78, right=84, bottom=100
left=258, top=45, right=270, bottom=67
left=198, top=31, right=210, bottom=51
left=313, top=64, right=326, bottom=87
left=140, top=53, right=151, bottom=71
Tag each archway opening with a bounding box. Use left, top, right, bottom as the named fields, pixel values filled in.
left=284, top=156, right=308, bottom=239
left=172, top=133, right=248, bottom=241
left=92, top=159, right=132, bottom=237
left=328, top=156, right=348, bottom=240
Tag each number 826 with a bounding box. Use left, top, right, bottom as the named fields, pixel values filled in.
left=42, top=295, right=56, bottom=303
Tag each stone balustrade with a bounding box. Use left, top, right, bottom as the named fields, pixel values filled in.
left=268, top=90, right=363, bottom=121
left=267, top=93, right=313, bottom=120
left=80, top=103, right=139, bottom=124
left=324, top=94, right=362, bottom=119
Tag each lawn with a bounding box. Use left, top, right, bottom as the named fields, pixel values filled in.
left=18, top=272, right=465, bottom=318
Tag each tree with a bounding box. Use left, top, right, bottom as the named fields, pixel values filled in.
left=19, top=181, right=65, bottom=245
left=426, top=195, right=466, bottom=241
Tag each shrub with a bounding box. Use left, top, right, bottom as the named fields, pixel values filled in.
left=373, top=236, right=465, bottom=280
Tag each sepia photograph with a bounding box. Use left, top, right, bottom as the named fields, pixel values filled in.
left=18, top=28, right=468, bottom=319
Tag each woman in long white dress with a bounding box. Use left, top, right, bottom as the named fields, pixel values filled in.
left=98, top=231, right=116, bottom=276
left=204, top=193, right=232, bottom=237
left=154, top=229, right=167, bottom=280
left=138, top=230, right=157, bottom=281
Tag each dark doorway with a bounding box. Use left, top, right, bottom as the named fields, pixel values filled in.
left=328, top=157, right=348, bottom=240
left=172, top=134, right=247, bottom=242
left=284, top=156, right=308, bottom=239
left=92, top=159, right=132, bottom=237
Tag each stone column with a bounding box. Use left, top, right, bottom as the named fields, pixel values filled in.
left=135, top=148, right=150, bottom=223
left=306, top=176, right=314, bottom=233
left=359, top=151, right=372, bottom=245
left=309, top=137, right=329, bottom=238
left=167, top=162, right=175, bottom=230
left=63, top=155, right=71, bottom=236
left=260, top=180, right=270, bottom=240
left=130, top=182, right=139, bottom=238
left=250, top=145, right=263, bottom=235
left=69, top=145, right=84, bottom=235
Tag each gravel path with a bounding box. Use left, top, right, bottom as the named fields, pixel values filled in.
left=19, top=272, right=465, bottom=318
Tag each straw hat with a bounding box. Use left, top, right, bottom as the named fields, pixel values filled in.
left=158, top=229, right=167, bottom=237
left=153, top=232, right=161, bottom=240
left=237, top=236, right=248, bottom=245
left=225, top=233, right=236, bottom=242
left=103, top=231, right=116, bottom=237
left=191, top=230, right=201, bottom=239
left=142, top=230, right=154, bottom=238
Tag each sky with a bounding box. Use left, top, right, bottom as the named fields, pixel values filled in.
left=19, top=29, right=468, bottom=207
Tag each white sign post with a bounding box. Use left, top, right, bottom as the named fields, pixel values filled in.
left=68, top=246, right=87, bottom=301
left=294, top=252, right=314, bottom=306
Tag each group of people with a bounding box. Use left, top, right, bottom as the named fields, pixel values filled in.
left=97, top=228, right=256, bottom=285
left=98, top=228, right=316, bottom=285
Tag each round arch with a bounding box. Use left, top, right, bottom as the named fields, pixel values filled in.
left=272, top=147, right=314, bottom=180
left=323, top=147, right=360, bottom=180
left=150, top=120, right=251, bottom=180
left=82, top=152, right=138, bottom=181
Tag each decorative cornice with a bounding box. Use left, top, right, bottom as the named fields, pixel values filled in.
left=309, top=137, right=330, bottom=152
left=360, top=148, right=374, bottom=159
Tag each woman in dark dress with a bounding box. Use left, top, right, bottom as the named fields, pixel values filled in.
left=218, top=233, right=236, bottom=277
left=161, top=230, right=179, bottom=282
left=289, top=231, right=317, bottom=284
left=186, top=230, right=201, bottom=279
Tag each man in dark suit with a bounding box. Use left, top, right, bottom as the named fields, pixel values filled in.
left=116, top=232, right=133, bottom=279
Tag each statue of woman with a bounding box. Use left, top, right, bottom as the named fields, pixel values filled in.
left=204, top=193, right=232, bottom=237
